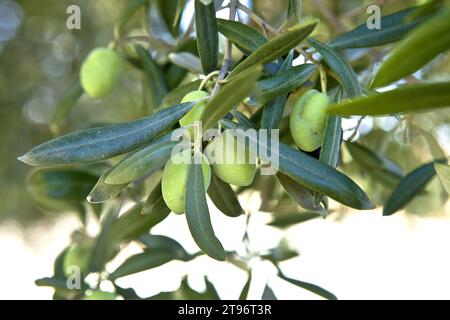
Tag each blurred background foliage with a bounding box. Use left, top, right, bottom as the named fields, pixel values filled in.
left=1, top=0, right=448, bottom=226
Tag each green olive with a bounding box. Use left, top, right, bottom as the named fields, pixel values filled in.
left=161, top=149, right=211, bottom=214
left=63, top=243, right=92, bottom=277
left=80, top=47, right=124, bottom=98
left=179, top=90, right=209, bottom=140
left=82, top=290, right=117, bottom=300
left=289, top=89, right=329, bottom=152
left=206, top=131, right=256, bottom=187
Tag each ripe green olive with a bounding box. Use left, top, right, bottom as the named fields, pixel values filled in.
left=290, top=89, right=329, bottom=152
left=82, top=290, right=117, bottom=300
left=179, top=90, right=209, bottom=140
left=161, top=149, right=211, bottom=214
left=63, top=243, right=92, bottom=277
left=206, top=131, right=256, bottom=187
left=80, top=47, right=124, bottom=98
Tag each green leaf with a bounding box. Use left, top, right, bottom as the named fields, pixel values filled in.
left=157, top=0, right=187, bottom=36
left=239, top=271, right=252, bottom=300
left=253, top=64, right=316, bottom=105
left=27, top=168, right=97, bottom=212
left=158, top=80, right=203, bottom=110
left=287, top=0, right=302, bottom=22
left=278, top=271, right=337, bottom=300
left=185, top=158, right=226, bottom=261
left=201, top=65, right=262, bottom=130
left=262, top=284, right=277, bottom=300
left=135, top=45, right=168, bottom=108
left=222, top=121, right=374, bottom=209
left=114, top=0, right=149, bottom=38
left=268, top=211, right=322, bottom=228
left=260, top=50, right=294, bottom=130
left=195, top=0, right=218, bottom=73
left=406, top=0, right=444, bottom=21
left=216, top=18, right=267, bottom=55
left=435, top=163, right=450, bottom=194
left=139, top=234, right=189, bottom=257
left=168, top=52, right=203, bottom=74
left=277, top=172, right=325, bottom=213
left=372, top=9, right=450, bottom=88
left=328, top=82, right=450, bottom=116
left=19, top=102, right=195, bottom=166
left=109, top=249, right=181, bottom=280
left=329, top=7, right=427, bottom=49
left=308, top=38, right=362, bottom=97
left=142, top=182, right=171, bottom=216
left=50, top=79, right=83, bottom=134
left=383, top=159, right=447, bottom=216
left=208, top=171, right=243, bottom=217
left=105, top=133, right=176, bottom=185
left=87, top=168, right=128, bottom=203
left=229, top=21, right=317, bottom=77
left=35, top=277, right=86, bottom=292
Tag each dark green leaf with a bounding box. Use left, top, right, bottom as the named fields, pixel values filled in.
left=114, top=284, right=141, bottom=300
left=50, top=79, right=83, bottom=133
left=208, top=171, right=243, bottom=217
left=278, top=271, right=337, bottom=300
left=195, top=0, right=218, bottom=73
left=135, top=45, right=168, bottom=108
left=19, top=102, right=195, bottom=166
left=308, top=38, right=362, bottom=97
left=229, top=21, right=317, bottom=77
left=329, top=82, right=450, bottom=116
left=268, top=211, right=322, bottom=228
left=185, top=158, right=226, bottom=261
left=239, top=271, right=252, bottom=300
left=87, top=168, right=128, bottom=203
left=139, top=234, right=188, bottom=257
left=383, top=159, right=447, bottom=216
left=435, top=163, right=450, bottom=194
left=262, top=284, right=277, bottom=300
left=158, top=80, right=202, bottom=110
left=201, top=65, right=262, bottom=130
left=372, top=9, right=450, bottom=88
left=329, top=7, right=426, bottom=49
left=216, top=18, right=267, bottom=55
left=105, top=133, right=176, bottom=184
left=35, top=277, right=86, bottom=291
left=287, top=0, right=302, bottom=22
left=253, top=64, right=316, bottom=105
left=142, top=182, right=171, bottom=216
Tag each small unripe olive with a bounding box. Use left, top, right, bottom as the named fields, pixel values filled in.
left=179, top=90, right=209, bottom=140
left=63, top=243, right=92, bottom=277
left=82, top=290, right=117, bottom=300
left=290, top=89, right=329, bottom=152
left=206, top=131, right=256, bottom=187
left=80, top=47, right=124, bottom=98
left=161, top=150, right=211, bottom=214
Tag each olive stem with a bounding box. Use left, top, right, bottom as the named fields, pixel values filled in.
left=211, top=0, right=239, bottom=97
left=199, top=70, right=220, bottom=91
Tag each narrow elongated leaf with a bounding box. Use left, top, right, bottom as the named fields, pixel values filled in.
left=239, top=271, right=252, bottom=300
left=278, top=272, right=337, bottom=300
left=135, top=45, right=168, bottom=108
left=208, top=171, right=243, bottom=217
left=201, top=65, right=262, bottom=130
left=268, top=211, right=322, bottom=228
left=262, top=284, right=277, bottom=300
left=308, top=38, right=362, bottom=97
left=229, top=21, right=317, bottom=77
left=328, top=82, right=450, bottom=116
left=253, top=64, right=316, bottom=104
left=435, top=163, right=450, bottom=194
left=109, top=249, right=180, bottom=280
left=277, top=172, right=325, bottom=214
left=105, top=134, right=176, bottom=184
left=185, top=160, right=226, bottom=261
left=383, top=159, right=447, bottom=215
left=407, top=0, right=444, bottom=21
left=195, top=0, right=218, bottom=73
left=139, top=234, right=188, bottom=256
left=222, top=121, right=373, bottom=209
left=19, top=102, right=194, bottom=166
left=87, top=169, right=128, bottom=203
left=260, top=51, right=295, bottom=130
left=50, top=79, right=83, bottom=133
left=142, top=182, right=171, bottom=216
left=114, top=0, right=149, bottom=38
left=158, top=80, right=202, bottom=110
left=372, top=9, right=450, bottom=88
left=216, top=18, right=267, bottom=55
left=329, top=7, right=426, bottom=49
left=168, top=52, right=203, bottom=74
left=287, top=0, right=302, bottom=22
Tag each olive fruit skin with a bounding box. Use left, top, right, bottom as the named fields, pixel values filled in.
left=80, top=47, right=124, bottom=98
left=290, top=89, right=329, bottom=152
left=161, top=150, right=211, bottom=214
left=179, top=90, right=209, bottom=140
left=63, top=243, right=92, bottom=277
left=206, top=131, right=256, bottom=187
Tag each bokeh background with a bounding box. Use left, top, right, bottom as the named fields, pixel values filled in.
left=0, top=0, right=449, bottom=299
